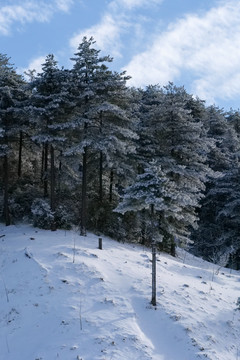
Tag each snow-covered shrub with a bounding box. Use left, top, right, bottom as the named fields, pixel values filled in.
left=55, top=205, right=73, bottom=230
left=8, top=182, right=42, bottom=222
left=8, top=199, right=23, bottom=222
left=31, top=199, right=75, bottom=230
left=31, top=198, right=54, bottom=229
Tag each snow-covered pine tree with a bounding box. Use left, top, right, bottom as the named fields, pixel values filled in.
left=190, top=107, right=240, bottom=265
left=68, top=37, right=137, bottom=235
left=68, top=37, right=110, bottom=235
left=126, top=83, right=215, bottom=253
left=203, top=106, right=238, bottom=171
left=136, top=85, right=164, bottom=169
left=0, top=54, right=28, bottom=225
left=86, top=76, right=138, bottom=213
left=114, top=86, right=164, bottom=246
left=29, top=54, right=73, bottom=230
left=192, top=165, right=240, bottom=269
left=115, top=161, right=177, bottom=248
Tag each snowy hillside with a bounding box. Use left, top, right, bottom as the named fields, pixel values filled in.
left=0, top=224, right=239, bottom=360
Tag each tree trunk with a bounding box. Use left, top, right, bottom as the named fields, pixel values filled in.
left=80, top=147, right=87, bottom=236
left=43, top=142, right=48, bottom=197
left=109, top=170, right=113, bottom=203
left=41, top=145, right=44, bottom=183
left=151, top=243, right=157, bottom=306
left=170, top=239, right=176, bottom=257
left=99, top=111, right=103, bottom=203
left=3, top=155, right=10, bottom=226
left=59, top=150, right=62, bottom=172
left=99, top=151, right=103, bottom=203
left=150, top=204, right=154, bottom=216
left=50, top=145, right=56, bottom=231
left=18, top=130, right=23, bottom=178
left=57, top=150, right=62, bottom=194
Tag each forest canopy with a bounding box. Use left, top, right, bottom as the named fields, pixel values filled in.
left=1, top=37, right=240, bottom=269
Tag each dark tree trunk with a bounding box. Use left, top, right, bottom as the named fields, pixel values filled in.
left=57, top=150, right=62, bottom=193
left=109, top=170, right=113, bottom=203
left=99, top=151, right=103, bottom=203
left=150, top=204, right=154, bottom=216
left=80, top=147, right=87, bottom=236
left=3, top=155, right=10, bottom=226
left=170, top=240, right=176, bottom=257
left=80, top=90, right=90, bottom=236
left=59, top=151, right=62, bottom=172
left=41, top=145, right=44, bottom=183
left=43, top=142, right=48, bottom=197
left=18, top=130, right=23, bottom=178
left=151, top=243, right=157, bottom=306
left=99, top=111, right=103, bottom=203
left=50, top=145, right=56, bottom=231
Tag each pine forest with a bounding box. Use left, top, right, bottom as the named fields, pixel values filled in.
left=1, top=37, right=240, bottom=270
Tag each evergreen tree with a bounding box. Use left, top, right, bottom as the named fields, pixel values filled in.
left=121, top=83, right=215, bottom=252
left=29, top=54, right=72, bottom=230
left=115, top=161, right=177, bottom=249
left=192, top=165, right=240, bottom=269
left=191, top=107, right=240, bottom=266
left=203, top=106, right=238, bottom=171
left=0, top=54, right=27, bottom=225
left=68, top=37, right=136, bottom=235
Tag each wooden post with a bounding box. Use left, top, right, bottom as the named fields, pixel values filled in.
left=151, top=243, right=157, bottom=306
left=98, top=237, right=102, bottom=250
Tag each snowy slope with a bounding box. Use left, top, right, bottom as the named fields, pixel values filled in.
left=0, top=224, right=239, bottom=360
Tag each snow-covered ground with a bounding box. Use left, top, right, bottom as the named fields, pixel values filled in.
left=0, top=224, right=239, bottom=360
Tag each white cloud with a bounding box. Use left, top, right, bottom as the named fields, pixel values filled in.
left=109, top=0, right=160, bottom=10
left=69, top=0, right=163, bottom=58
left=70, top=13, right=125, bottom=58
left=0, top=3, right=50, bottom=35
left=18, top=55, right=46, bottom=77
left=0, top=0, right=74, bottom=35
left=124, top=1, right=240, bottom=103
left=54, top=0, right=73, bottom=12
left=28, top=56, right=46, bottom=73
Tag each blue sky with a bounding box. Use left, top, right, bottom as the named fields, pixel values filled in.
left=1, top=0, right=240, bottom=110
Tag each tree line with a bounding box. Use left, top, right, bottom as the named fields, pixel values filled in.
left=1, top=37, right=240, bottom=269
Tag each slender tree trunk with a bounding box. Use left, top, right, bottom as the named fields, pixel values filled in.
left=170, top=239, right=176, bottom=257
left=3, top=155, right=10, bottom=226
left=99, top=151, right=103, bottom=203
left=151, top=243, right=157, bottom=306
left=59, top=150, right=62, bottom=172
left=50, top=145, right=55, bottom=212
left=50, top=145, right=56, bottom=231
left=58, top=150, right=62, bottom=193
left=41, top=145, right=44, bottom=183
left=109, top=170, right=113, bottom=203
left=43, top=142, right=48, bottom=197
left=99, top=111, right=103, bottom=203
left=80, top=91, right=89, bottom=236
left=18, top=130, right=23, bottom=178
left=150, top=204, right=154, bottom=216
left=80, top=147, right=87, bottom=236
